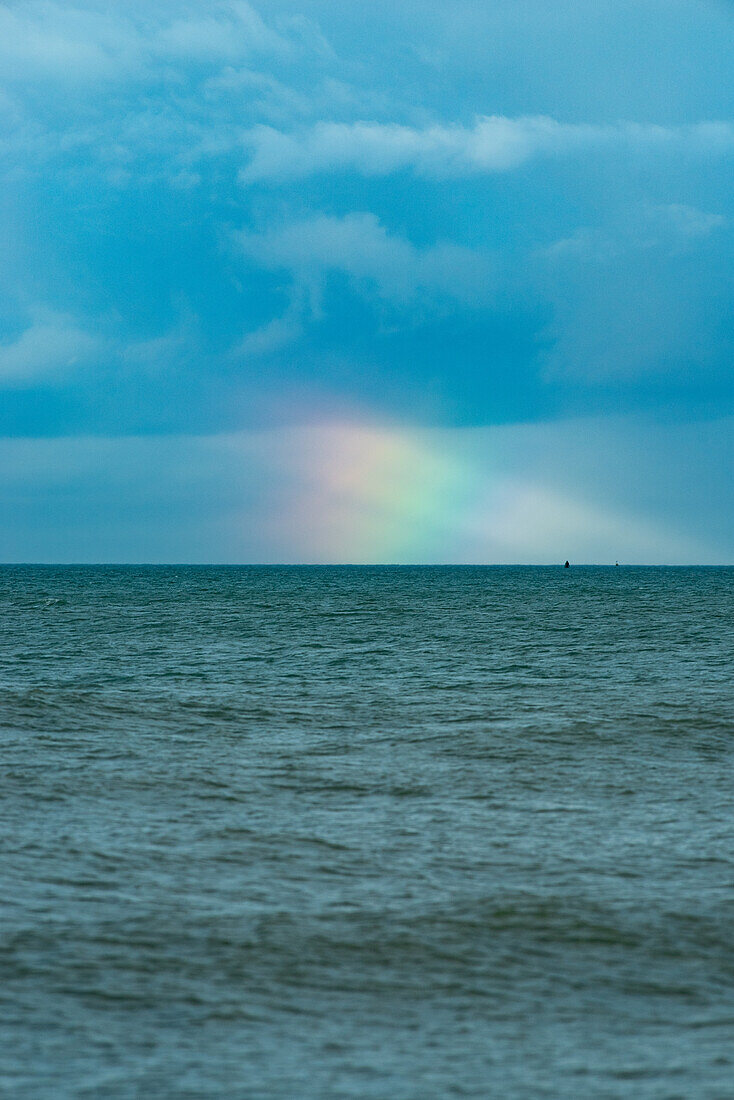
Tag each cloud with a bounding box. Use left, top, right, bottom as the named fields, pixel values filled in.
left=0, top=4, right=133, bottom=82
left=0, top=307, right=199, bottom=390
left=0, top=309, right=101, bottom=386
left=231, top=312, right=303, bottom=359
left=0, top=3, right=342, bottom=188
left=2, top=0, right=733, bottom=448
left=0, top=1, right=311, bottom=85
left=156, top=2, right=292, bottom=64
left=240, top=116, right=734, bottom=182
left=538, top=204, right=732, bottom=381
left=234, top=212, right=494, bottom=308
left=541, top=202, right=728, bottom=262
left=653, top=203, right=727, bottom=239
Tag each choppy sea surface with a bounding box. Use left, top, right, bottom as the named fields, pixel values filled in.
left=1, top=566, right=733, bottom=1099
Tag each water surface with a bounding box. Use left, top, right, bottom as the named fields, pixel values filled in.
left=1, top=566, right=733, bottom=1098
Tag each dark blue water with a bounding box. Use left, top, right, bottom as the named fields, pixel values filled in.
left=1, top=566, right=733, bottom=1098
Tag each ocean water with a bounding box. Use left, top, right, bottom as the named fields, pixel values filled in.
left=1, top=565, right=733, bottom=1099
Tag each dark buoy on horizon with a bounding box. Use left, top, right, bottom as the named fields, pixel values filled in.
left=564, top=560, right=570, bottom=568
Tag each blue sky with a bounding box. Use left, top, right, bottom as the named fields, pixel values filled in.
left=1, top=0, right=733, bottom=562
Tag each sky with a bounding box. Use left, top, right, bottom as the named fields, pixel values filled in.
left=1, top=0, right=733, bottom=562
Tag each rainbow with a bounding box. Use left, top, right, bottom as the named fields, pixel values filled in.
left=269, top=421, right=480, bottom=562
left=238, top=416, right=704, bottom=564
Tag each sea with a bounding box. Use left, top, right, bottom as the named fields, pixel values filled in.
left=1, top=565, right=733, bottom=1099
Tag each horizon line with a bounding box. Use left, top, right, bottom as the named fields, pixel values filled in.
left=1, top=562, right=732, bottom=569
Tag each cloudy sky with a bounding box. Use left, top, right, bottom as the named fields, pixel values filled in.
left=2, top=0, right=733, bottom=562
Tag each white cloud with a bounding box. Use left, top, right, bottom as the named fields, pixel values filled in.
left=0, top=4, right=141, bottom=82
left=0, top=3, right=339, bottom=185
left=0, top=1, right=310, bottom=84
left=0, top=309, right=101, bottom=386
left=120, top=320, right=195, bottom=368
left=240, top=116, right=734, bottom=182
left=653, top=203, right=727, bottom=238
left=541, top=202, right=728, bottom=263
left=235, top=212, right=494, bottom=307
left=156, top=2, right=292, bottom=63
left=231, top=312, right=303, bottom=359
